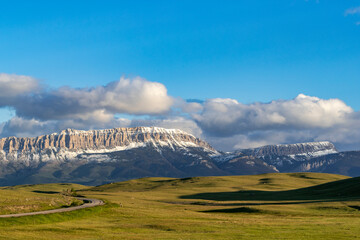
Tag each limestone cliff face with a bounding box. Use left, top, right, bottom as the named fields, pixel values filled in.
left=0, top=127, right=218, bottom=178
left=241, top=141, right=337, bottom=157
left=0, top=127, right=215, bottom=155
left=0, top=127, right=349, bottom=186
left=236, top=141, right=339, bottom=173
left=0, top=127, right=279, bottom=186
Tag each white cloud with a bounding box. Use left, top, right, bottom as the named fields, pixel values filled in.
left=0, top=73, right=40, bottom=106
left=78, top=77, right=173, bottom=114
left=171, top=98, right=204, bottom=116
left=11, top=76, right=173, bottom=121
left=0, top=74, right=174, bottom=138
left=193, top=94, right=353, bottom=137
left=0, top=73, right=360, bottom=152
left=0, top=117, right=57, bottom=138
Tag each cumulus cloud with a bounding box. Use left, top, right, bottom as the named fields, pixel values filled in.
left=1, top=73, right=360, bottom=152
left=14, top=77, right=173, bottom=121
left=0, top=74, right=174, bottom=138
left=0, top=73, right=40, bottom=106
left=193, top=94, right=353, bottom=137
left=0, top=117, right=58, bottom=138
left=172, top=98, right=203, bottom=115
left=186, top=94, right=360, bottom=151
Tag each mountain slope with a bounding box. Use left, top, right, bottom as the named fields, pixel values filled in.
left=0, top=127, right=276, bottom=185
left=294, top=151, right=360, bottom=177
left=180, top=173, right=359, bottom=201
left=1, top=127, right=358, bottom=185
left=238, top=141, right=338, bottom=172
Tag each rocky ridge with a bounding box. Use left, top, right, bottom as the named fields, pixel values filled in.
left=0, top=127, right=357, bottom=186
left=0, top=127, right=220, bottom=182
left=0, top=127, right=277, bottom=186
left=0, top=127, right=215, bottom=154
left=240, top=141, right=338, bottom=158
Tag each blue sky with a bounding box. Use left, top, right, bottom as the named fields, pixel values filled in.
left=1, top=0, right=360, bottom=150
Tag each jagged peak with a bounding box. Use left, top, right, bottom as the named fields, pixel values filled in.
left=0, top=126, right=215, bottom=154
left=242, top=141, right=336, bottom=151
left=53, top=126, right=193, bottom=137
left=272, top=141, right=335, bottom=148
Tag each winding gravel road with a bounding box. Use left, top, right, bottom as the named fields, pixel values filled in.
left=0, top=197, right=104, bottom=218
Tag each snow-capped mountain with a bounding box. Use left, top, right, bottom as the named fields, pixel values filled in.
left=0, top=127, right=358, bottom=186
left=0, top=127, right=275, bottom=185
left=238, top=141, right=338, bottom=172
left=241, top=141, right=338, bottom=158
left=0, top=127, right=217, bottom=164
left=294, top=151, right=360, bottom=176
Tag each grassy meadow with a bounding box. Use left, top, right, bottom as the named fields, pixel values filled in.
left=0, top=172, right=360, bottom=239
left=0, top=183, right=86, bottom=215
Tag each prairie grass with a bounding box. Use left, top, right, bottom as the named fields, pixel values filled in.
left=1, top=173, right=360, bottom=240
left=0, top=183, right=87, bottom=214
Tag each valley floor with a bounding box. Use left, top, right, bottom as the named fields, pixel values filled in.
left=0, top=172, right=359, bottom=240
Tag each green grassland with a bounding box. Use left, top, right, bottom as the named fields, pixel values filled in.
left=0, top=183, right=87, bottom=215
left=1, top=173, right=360, bottom=239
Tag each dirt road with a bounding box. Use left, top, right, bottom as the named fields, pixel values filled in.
left=0, top=197, right=104, bottom=218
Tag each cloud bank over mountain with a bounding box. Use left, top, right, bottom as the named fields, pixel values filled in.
left=0, top=73, right=359, bottom=151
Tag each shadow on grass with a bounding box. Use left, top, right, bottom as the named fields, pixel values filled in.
left=179, top=177, right=360, bottom=203
left=349, top=205, right=360, bottom=211
left=32, top=190, right=60, bottom=194
left=32, top=190, right=86, bottom=198
left=202, top=207, right=262, bottom=213
left=187, top=199, right=348, bottom=206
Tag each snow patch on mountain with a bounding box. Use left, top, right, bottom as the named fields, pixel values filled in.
left=0, top=127, right=219, bottom=164
left=288, top=148, right=338, bottom=159
left=239, top=141, right=338, bottom=160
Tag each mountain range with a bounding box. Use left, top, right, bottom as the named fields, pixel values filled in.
left=0, top=127, right=359, bottom=186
